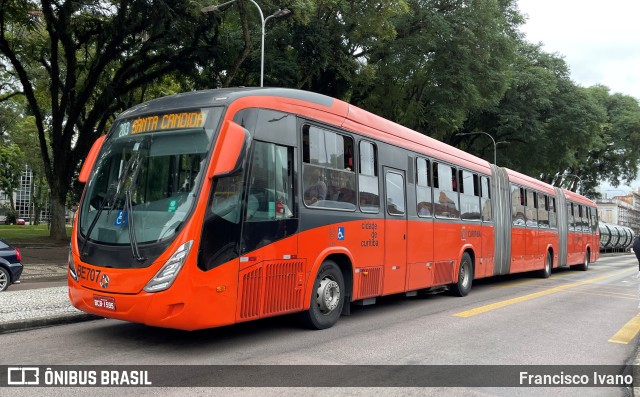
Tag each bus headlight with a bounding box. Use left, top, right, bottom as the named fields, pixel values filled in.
left=144, top=240, right=193, bottom=293
left=68, top=247, right=78, bottom=282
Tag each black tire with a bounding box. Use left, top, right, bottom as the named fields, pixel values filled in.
left=0, top=266, right=11, bottom=292
left=576, top=250, right=590, bottom=271
left=539, top=251, right=552, bottom=278
left=300, top=260, right=345, bottom=330
left=450, top=253, right=473, bottom=297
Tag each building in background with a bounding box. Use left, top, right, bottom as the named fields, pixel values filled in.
left=0, top=165, right=51, bottom=224
left=596, top=188, right=640, bottom=235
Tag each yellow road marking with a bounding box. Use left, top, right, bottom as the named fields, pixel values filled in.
left=492, top=272, right=577, bottom=289
left=491, top=265, right=621, bottom=289
left=609, top=314, right=640, bottom=344
left=567, top=290, right=637, bottom=300
left=454, top=268, right=634, bottom=318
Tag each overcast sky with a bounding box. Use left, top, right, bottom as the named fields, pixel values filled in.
left=517, top=0, right=640, bottom=194
left=517, top=0, right=640, bottom=100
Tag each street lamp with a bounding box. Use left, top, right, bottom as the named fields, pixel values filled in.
left=201, top=0, right=291, bottom=87
left=563, top=174, right=583, bottom=194
left=456, top=131, right=505, bottom=165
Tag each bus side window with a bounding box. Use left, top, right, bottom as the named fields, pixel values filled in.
left=241, top=141, right=297, bottom=254
left=345, top=141, right=354, bottom=171
left=579, top=205, right=587, bottom=232
left=416, top=157, right=432, bottom=217
left=538, top=193, right=549, bottom=228
left=359, top=141, right=380, bottom=213
left=460, top=170, right=480, bottom=220
left=481, top=176, right=492, bottom=222
left=302, top=125, right=356, bottom=210
left=432, top=161, right=439, bottom=189
left=433, top=162, right=459, bottom=219
left=511, top=184, right=525, bottom=226
left=245, top=141, right=294, bottom=222
left=199, top=172, right=246, bottom=271
left=526, top=189, right=537, bottom=227
left=549, top=197, right=557, bottom=229
left=568, top=203, right=575, bottom=231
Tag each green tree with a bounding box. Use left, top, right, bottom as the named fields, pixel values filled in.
left=0, top=143, right=23, bottom=210
left=193, top=0, right=410, bottom=96
left=581, top=86, right=640, bottom=191
left=350, top=0, right=523, bottom=139
left=0, top=0, right=221, bottom=239
left=11, top=115, right=49, bottom=224
left=461, top=42, right=609, bottom=196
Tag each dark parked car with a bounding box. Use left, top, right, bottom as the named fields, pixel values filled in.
left=0, top=239, right=22, bottom=291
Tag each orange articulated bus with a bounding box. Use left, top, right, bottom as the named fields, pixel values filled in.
left=68, top=88, right=600, bottom=331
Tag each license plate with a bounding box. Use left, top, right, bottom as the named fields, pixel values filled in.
left=93, top=295, right=116, bottom=311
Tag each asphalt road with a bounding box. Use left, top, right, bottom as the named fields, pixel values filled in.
left=11, top=279, right=66, bottom=291
left=2, top=255, right=638, bottom=397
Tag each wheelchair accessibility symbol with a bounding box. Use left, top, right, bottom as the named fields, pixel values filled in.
left=115, top=210, right=128, bottom=227
left=337, top=226, right=345, bottom=241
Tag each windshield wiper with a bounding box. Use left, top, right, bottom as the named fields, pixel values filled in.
left=124, top=156, right=146, bottom=263
left=80, top=183, right=117, bottom=260
left=81, top=143, right=144, bottom=262
left=125, top=190, right=145, bottom=262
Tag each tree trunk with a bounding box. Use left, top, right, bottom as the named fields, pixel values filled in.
left=49, top=183, right=68, bottom=240
left=32, top=174, right=45, bottom=226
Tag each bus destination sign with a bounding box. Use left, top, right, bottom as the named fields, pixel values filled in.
left=131, top=111, right=206, bottom=134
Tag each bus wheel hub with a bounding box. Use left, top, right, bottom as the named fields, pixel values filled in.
left=317, top=278, right=340, bottom=313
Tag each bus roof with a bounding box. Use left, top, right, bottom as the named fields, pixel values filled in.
left=504, top=168, right=557, bottom=195
left=563, top=188, right=597, bottom=206
left=117, top=88, right=338, bottom=120
left=342, top=102, right=491, bottom=174
left=118, top=88, right=492, bottom=174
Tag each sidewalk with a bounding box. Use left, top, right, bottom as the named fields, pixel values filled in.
left=0, top=285, right=99, bottom=332
left=0, top=241, right=100, bottom=333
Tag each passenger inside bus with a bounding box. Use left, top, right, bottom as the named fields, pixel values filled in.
left=387, top=198, right=402, bottom=215
left=305, top=169, right=327, bottom=204
left=418, top=202, right=431, bottom=216
left=344, top=143, right=353, bottom=171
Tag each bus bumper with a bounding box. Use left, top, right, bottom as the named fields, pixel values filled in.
left=68, top=278, right=237, bottom=331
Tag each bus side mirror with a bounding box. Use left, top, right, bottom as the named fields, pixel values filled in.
left=78, top=135, right=106, bottom=183
left=210, top=120, right=247, bottom=178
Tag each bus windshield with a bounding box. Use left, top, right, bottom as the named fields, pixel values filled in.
left=79, top=107, right=223, bottom=246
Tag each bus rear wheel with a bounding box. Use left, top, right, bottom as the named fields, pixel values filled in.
left=300, top=260, right=345, bottom=330
left=576, top=250, right=590, bottom=271
left=538, top=251, right=552, bottom=278
left=450, top=253, right=473, bottom=297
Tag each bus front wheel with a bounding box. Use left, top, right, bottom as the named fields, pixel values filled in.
left=301, top=260, right=345, bottom=330
left=450, top=253, right=473, bottom=297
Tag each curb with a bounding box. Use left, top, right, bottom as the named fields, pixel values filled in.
left=0, top=313, right=102, bottom=334
left=19, top=275, right=68, bottom=281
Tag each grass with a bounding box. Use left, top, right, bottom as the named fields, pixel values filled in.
left=0, top=224, right=72, bottom=240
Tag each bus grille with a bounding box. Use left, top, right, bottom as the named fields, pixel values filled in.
left=263, top=261, right=304, bottom=315
left=239, top=267, right=263, bottom=320
left=433, top=261, right=454, bottom=285
left=356, top=266, right=383, bottom=299
left=238, top=260, right=304, bottom=320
